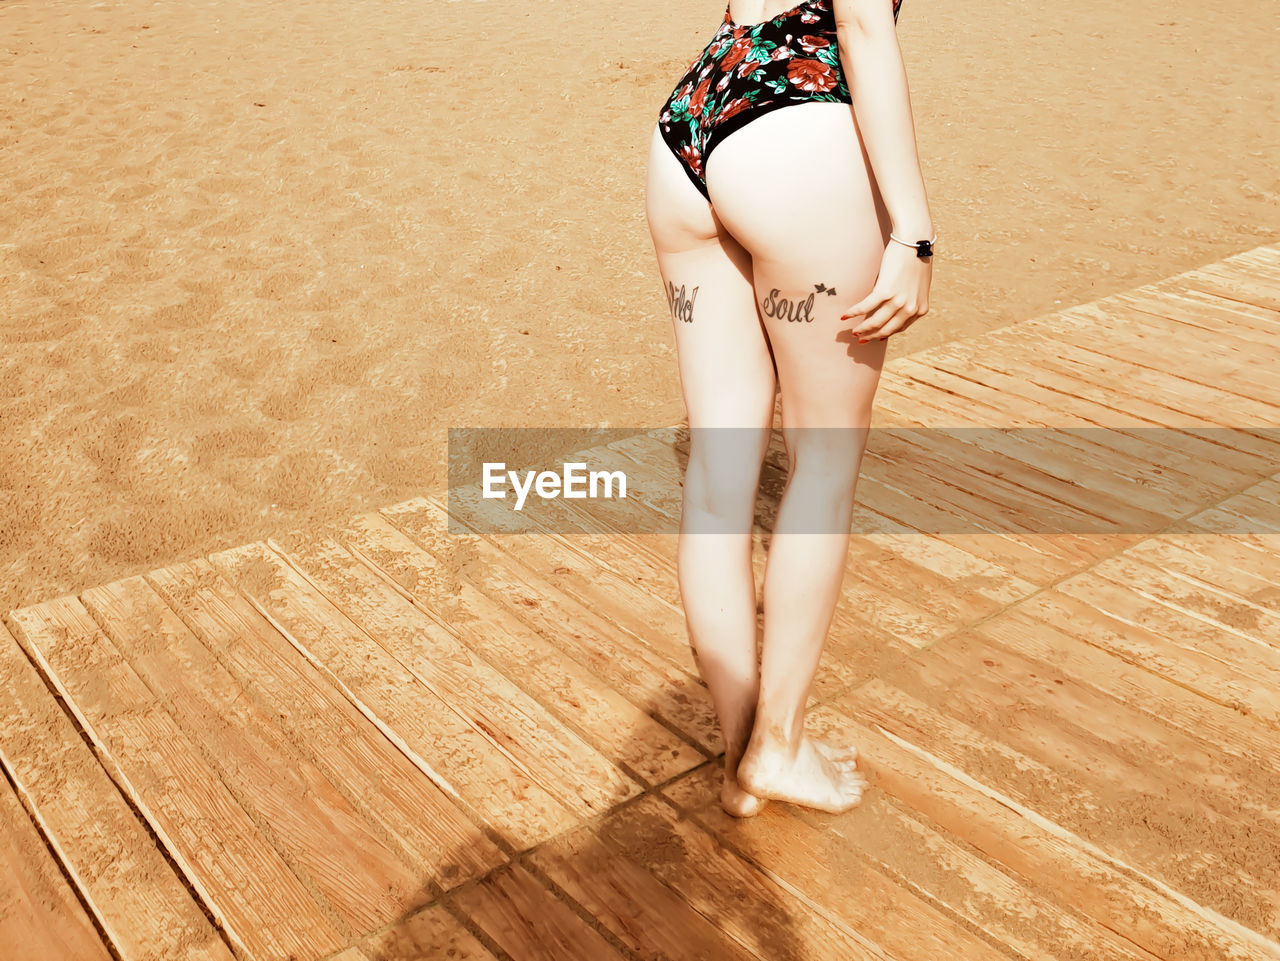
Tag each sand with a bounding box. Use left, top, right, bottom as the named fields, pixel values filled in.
left=1, top=0, right=1277, bottom=612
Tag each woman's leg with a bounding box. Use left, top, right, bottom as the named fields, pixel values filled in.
left=644, top=125, right=777, bottom=817
left=705, top=102, right=891, bottom=813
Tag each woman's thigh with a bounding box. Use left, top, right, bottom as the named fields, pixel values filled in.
left=644, top=124, right=776, bottom=433
left=705, top=102, right=890, bottom=430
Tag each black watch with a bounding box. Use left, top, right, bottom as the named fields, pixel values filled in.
left=890, top=233, right=936, bottom=259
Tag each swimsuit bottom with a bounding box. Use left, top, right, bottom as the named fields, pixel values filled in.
left=657, top=0, right=902, bottom=200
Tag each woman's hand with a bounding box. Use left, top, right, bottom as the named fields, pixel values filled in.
left=840, top=240, right=932, bottom=342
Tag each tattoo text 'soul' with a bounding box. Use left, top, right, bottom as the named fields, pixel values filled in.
left=760, top=284, right=837, bottom=324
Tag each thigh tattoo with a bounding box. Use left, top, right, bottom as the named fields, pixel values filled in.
left=666, top=281, right=699, bottom=323
left=760, top=283, right=839, bottom=324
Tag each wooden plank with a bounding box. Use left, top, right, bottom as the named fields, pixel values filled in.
left=208, top=540, right=580, bottom=850
left=897, top=632, right=1280, bottom=844
left=1050, top=296, right=1280, bottom=370
left=807, top=701, right=1280, bottom=961
left=146, top=558, right=504, bottom=889
left=1177, top=506, right=1280, bottom=537
left=593, top=794, right=909, bottom=961
left=334, top=511, right=704, bottom=786
left=855, top=531, right=1039, bottom=606
left=1177, top=261, right=1280, bottom=311
left=973, top=604, right=1279, bottom=761
left=0, top=769, right=113, bottom=961
left=939, top=334, right=1219, bottom=427
left=930, top=333, right=1280, bottom=481
left=978, top=326, right=1245, bottom=427
left=77, top=576, right=433, bottom=935
left=450, top=862, right=631, bottom=961
left=266, top=526, right=638, bottom=824
left=881, top=417, right=1173, bottom=535
left=663, top=765, right=1156, bottom=961
left=1134, top=531, right=1280, bottom=592
left=1110, top=286, right=1280, bottom=346
left=0, top=622, right=235, bottom=961
left=1086, top=552, right=1280, bottom=654
left=1226, top=491, right=1280, bottom=528
left=1231, top=245, right=1280, bottom=272
left=359, top=903, right=500, bottom=960
left=892, top=356, right=1072, bottom=425
left=921, top=337, right=1280, bottom=488
left=1229, top=245, right=1280, bottom=268
left=1221, top=475, right=1280, bottom=507
left=1036, top=305, right=1280, bottom=408
left=850, top=672, right=1280, bottom=939
left=895, top=356, right=1250, bottom=510
left=6, top=596, right=347, bottom=961
left=1130, top=535, right=1280, bottom=605
left=913, top=341, right=1148, bottom=427
left=417, top=489, right=720, bottom=705
left=1061, top=558, right=1280, bottom=685
left=1003, top=320, right=1280, bottom=428
left=865, top=429, right=1140, bottom=569
left=523, top=822, right=771, bottom=961
left=1087, top=543, right=1280, bottom=647
left=439, top=485, right=693, bottom=669
left=376, top=497, right=721, bottom=753
left=1185, top=501, right=1280, bottom=536
left=859, top=433, right=1092, bottom=548
left=875, top=376, right=1004, bottom=427
left=619, top=778, right=1010, bottom=961
left=1011, top=587, right=1280, bottom=726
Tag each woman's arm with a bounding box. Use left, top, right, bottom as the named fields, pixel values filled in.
left=833, top=0, right=933, bottom=341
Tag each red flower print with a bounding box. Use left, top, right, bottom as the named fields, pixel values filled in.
left=797, top=34, right=830, bottom=53
left=771, top=45, right=795, bottom=60
left=737, top=52, right=768, bottom=78
left=787, top=58, right=838, bottom=92
left=721, top=38, right=754, bottom=72
left=679, top=144, right=703, bottom=176
left=688, top=78, right=713, bottom=117
left=717, top=98, right=754, bottom=122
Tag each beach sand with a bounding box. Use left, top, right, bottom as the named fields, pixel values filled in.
left=1, top=0, right=1277, bottom=612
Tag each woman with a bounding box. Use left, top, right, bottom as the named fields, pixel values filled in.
left=645, top=0, right=934, bottom=818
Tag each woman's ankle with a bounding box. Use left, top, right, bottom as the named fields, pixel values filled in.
left=748, top=708, right=805, bottom=754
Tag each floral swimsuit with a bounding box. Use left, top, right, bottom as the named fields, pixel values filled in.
left=657, top=0, right=904, bottom=200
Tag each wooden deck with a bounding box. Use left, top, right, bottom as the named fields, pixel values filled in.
left=4, top=244, right=1280, bottom=961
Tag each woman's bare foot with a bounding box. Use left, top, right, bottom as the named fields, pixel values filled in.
left=721, top=768, right=768, bottom=818
left=736, top=723, right=865, bottom=813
